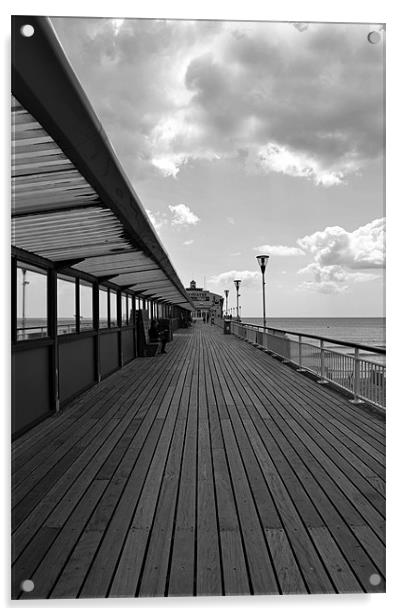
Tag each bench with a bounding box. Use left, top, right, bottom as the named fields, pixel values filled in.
left=137, top=309, right=164, bottom=356
left=143, top=340, right=162, bottom=356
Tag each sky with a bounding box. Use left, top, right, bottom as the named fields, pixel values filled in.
left=50, top=17, right=385, bottom=318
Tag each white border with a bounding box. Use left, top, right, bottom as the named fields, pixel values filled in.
left=2, top=1, right=400, bottom=614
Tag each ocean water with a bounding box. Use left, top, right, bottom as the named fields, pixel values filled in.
left=243, top=317, right=385, bottom=348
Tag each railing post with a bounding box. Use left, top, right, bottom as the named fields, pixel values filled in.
left=317, top=339, right=328, bottom=384
left=296, top=334, right=307, bottom=372
left=351, top=347, right=363, bottom=404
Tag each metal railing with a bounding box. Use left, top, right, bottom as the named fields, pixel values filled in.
left=16, top=325, right=48, bottom=341
left=228, top=320, right=386, bottom=411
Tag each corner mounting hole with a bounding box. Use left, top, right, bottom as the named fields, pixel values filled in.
left=20, top=579, right=35, bottom=592
left=20, top=24, right=35, bottom=38
left=369, top=573, right=381, bottom=586
left=367, top=31, right=381, bottom=44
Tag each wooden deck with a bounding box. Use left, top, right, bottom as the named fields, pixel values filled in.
left=12, top=323, right=385, bottom=598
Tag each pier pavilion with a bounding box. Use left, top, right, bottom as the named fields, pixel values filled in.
left=11, top=16, right=385, bottom=599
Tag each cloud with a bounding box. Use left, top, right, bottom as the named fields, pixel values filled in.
left=168, top=203, right=200, bottom=226
left=298, top=264, right=379, bottom=294
left=51, top=19, right=384, bottom=185
left=184, top=239, right=194, bottom=245
left=297, top=217, right=385, bottom=269
left=297, top=217, right=385, bottom=293
left=246, top=142, right=356, bottom=187
left=146, top=208, right=167, bottom=230
left=227, top=217, right=235, bottom=225
left=254, top=243, right=304, bottom=256
left=208, top=270, right=259, bottom=287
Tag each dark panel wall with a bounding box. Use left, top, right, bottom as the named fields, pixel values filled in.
left=99, top=332, right=119, bottom=377
left=12, top=347, right=52, bottom=435
left=121, top=329, right=135, bottom=364
left=59, top=337, right=96, bottom=403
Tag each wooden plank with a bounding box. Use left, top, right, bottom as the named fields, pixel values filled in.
left=219, top=419, right=279, bottom=595
left=195, top=340, right=222, bottom=596
left=107, top=381, right=189, bottom=596
left=206, top=368, right=250, bottom=595
left=137, top=417, right=188, bottom=596
left=12, top=366, right=152, bottom=519
left=12, top=339, right=190, bottom=560
left=81, top=340, right=193, bottom=598
left=168, top=343, right=199, bottom=596
left=203, top=337, right=246, bottom=593
left=11, top=325, right=386, bottom=598
left=231, top=349, right=385, bottom=533
left=239, top=336, right=385, bottom=443
left=34, top=336, right=192, bottom=599
left=209, top=331, right=385, bottom=591
left=265, top=529, right=307, bottom=594
left=217, top=337, right=385, bottom=506
left=207, top=350, right=306, bottom=594
left=308, top=527, right=362, bottom=593
left=16, top=480, right=108, bottom=599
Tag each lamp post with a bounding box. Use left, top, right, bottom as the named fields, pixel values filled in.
left=234, top=280, right=241, bottom=321
left=256, top=255, right=269, bottom=328
left=224, top=289, right=229, bottom=317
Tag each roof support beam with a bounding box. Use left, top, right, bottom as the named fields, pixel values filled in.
left=54, top=258, right=85, bottom=271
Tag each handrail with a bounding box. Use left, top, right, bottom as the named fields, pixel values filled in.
left=240, top=321, right=385, bottom=355
left=229, top=320, right=386, bottom=411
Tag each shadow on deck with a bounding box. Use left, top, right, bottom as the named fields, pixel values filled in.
left=12, top=323, right=385, bottom=598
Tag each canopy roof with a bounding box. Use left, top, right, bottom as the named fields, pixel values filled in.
left=11, top=16, right=193, bottom=310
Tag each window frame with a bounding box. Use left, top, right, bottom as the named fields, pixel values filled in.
left=15, top=260, right=50, bottom=342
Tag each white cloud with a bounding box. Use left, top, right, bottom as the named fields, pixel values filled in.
left=297, top=218, right=385, bottom=293
left=151, top=154, right=188, bottom=178
left=227, top=217, right=235, bottom=225
left=52, top=19, right=384, bottom=185
left=184, top=239, right=194, bottom=245
left=299, top=264, right=379, bottom=294
left=297, top=218, right=385, bottom=269
left=208, top=270, right=260, bottom=287
left=146, top=208, right=167, bottom=231
left=168, top=203, right=200, bottom=226
left=246, top=142, right=355, bottom=187
left=254, top=243, right=304, bottom=256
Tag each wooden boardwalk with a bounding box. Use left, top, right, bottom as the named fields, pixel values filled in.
left=12, top=324, right=385, bottom=598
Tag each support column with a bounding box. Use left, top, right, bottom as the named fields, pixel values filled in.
left=48, top=268, right=60, bottom=412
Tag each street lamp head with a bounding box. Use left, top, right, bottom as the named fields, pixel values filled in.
left=234, top=279, right=241, bottom=290
left=256, top=254, right=270, bottom=274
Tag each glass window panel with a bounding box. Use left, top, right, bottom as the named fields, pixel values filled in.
left=110, top=290, right=117, bottom=327
left=80, top=280, right=93, bottom=331
left=16, top=262, right=48, bottom=341
left=99, top=287, right=108, bottom=329
left=128, top=296, right=134, bottom=324
left=121, top=293, right=128, bottom=326
left=57, top=275, right=76, bottom=335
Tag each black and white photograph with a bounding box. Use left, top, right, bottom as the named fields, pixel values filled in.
left=10, top=6, right=386, bottom=603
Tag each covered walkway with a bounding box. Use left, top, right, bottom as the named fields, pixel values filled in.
left=12, top=323, right=385, bottom=598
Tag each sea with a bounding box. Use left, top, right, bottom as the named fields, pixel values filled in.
left=243, top=317, right=386, bottom=363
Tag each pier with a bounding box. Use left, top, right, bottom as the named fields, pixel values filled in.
left=12, top=323, right=385, bottom=598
